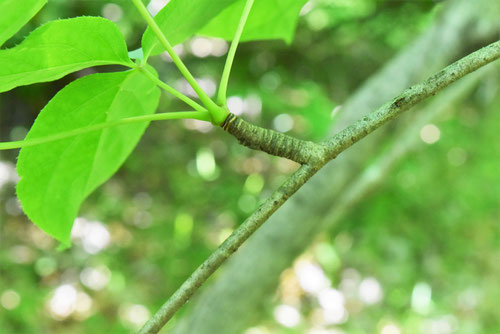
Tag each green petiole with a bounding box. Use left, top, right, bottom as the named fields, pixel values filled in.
left=217, top=0, right=255, bottom=106
left=139, top=67, right=207, bottom=112
left=0, top=111, right=210, bottom=151
left=131, top=0, right=227, bottom=124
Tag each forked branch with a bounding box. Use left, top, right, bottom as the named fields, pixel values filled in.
left=139, top=40, right=500, bottom=334
left=222, top=113, right=327, bottom=166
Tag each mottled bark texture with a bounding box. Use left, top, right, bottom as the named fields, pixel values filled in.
left=167, top=1, right=500, bottom=334
left=222, top=113, right=327, bottom=166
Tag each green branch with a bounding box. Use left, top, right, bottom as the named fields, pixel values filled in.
left=131, top=0, right=227, bottom=124
left=222, top=40, right=500, bottom=166
left=221, top=113, right=326, bottom=165
left=0, top=111, right=210, bottom=150
left=139, top=39, right=500, bottom=334
left=217, top=0, right=255, bottom=105
left=323, top=40, right=500, bottom=160
left=138, top=164, right=317, bottom=334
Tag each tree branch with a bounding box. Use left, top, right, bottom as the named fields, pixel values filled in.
left=221, top=113, right=327, bottom=166
left=323, top=40, right=500, bottom=159
left=171, top=1, right=500, bottom=327
left=139, top=39, right=500, bottom=334
left=138, top=164, right=318, bottom=334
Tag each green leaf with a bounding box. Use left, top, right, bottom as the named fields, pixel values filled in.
left=141, top=0, right=235, bottom=58
left=0, top=17, right=133, bottom=93
left=198, top=0, right=309, bottom=44
left=16, top=70, right=160, bottom=246
left=0, top=0, right=47, bottom=47
left=141, top=0, right=307, bottom=59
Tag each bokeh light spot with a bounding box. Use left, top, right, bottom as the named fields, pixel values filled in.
left=274, top=304, right=301, bottom=328
left=1, top=290, right=21, bottom=310
left=273, top=114, right=294, bottom=133
left=359, top=277, right=383, bottom=305
left=420, top=124, right=441, bottom=144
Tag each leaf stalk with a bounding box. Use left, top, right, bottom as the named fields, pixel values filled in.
left=217, top=0, right=255, bottom=105
left=0, top=111, right=209, bottom=150
left=131, top=0, right=228, bottom=124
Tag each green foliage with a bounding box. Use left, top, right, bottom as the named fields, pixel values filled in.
left=0, top=0, right=309, bottom=246
left=0, top=0, right=47, bottom=46
left=0, top=17, right=133, bottom=93
left=199, top=0, right=308, bottom=44
left=2, top=1, right=499, bottom=333
left=141, top=0, right=235, bottom=58
left=142, top=0, right=307, bottom=59
left=16, top=70, right=160, bottom=245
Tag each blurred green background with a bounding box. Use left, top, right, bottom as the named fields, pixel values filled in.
left=1, top=0, right=499, bottom=333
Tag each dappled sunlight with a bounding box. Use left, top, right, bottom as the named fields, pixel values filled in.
left=380, top=323, right=402, bottom=334
left=175, top=77, right=217, bottom=98
left=274, top=304, right=302, bottom=328
left=359, top=277, right=383, bottom=305
left=1, top=0, right=500, bottom=333
left=411, top=282, right=432, bottom=315
left=1, top=290, right=21, bottom=310
left=80, top=265, right=111, bottom=291
left=190, top=37, right=228, bottom=58
left=71, top=218, right=111, bottom=254
left=119, top=303, right=150, bottom=330
left=0, top=161, right=18, bottom=190
left=101, top=3, right=123, bottom=22
left=46, top=284, right=93, bottom=321
left=196, top=147, right=220, bottom=181
left=420, top=124, right=441, bottom=144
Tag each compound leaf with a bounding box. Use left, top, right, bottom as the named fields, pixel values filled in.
left=0, top=0, right=47, bottom=47
left=0, top=17, right=133, bottom=93
left=17, top=70, right=160, bottom=246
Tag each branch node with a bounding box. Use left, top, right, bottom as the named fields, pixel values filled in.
left=221, top=113, right=327, bottom=167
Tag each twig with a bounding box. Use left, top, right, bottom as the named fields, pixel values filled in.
left=138, top=164, right=318, bottom=334
left=221, top=113, right=326, bottom=165
left=139, top=40, right=500, bottom=334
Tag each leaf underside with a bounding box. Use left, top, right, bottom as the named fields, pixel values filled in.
left=0, top=0, right=47, bottom=47
left=0, top=16, right=133, bottom=93
left=16, top=70, right=160, bottom=245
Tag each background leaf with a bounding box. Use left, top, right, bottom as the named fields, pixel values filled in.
left=0, top=17, right=133, bottom=93
left=198, top=0, right=309, bottom=44
left=141, top=0, right=235, bottom=58
left=16, top=70, right=160, bottom=245
left=142, top=0, right=307, bottom=58
left=0, top=0, right=47, bottom=47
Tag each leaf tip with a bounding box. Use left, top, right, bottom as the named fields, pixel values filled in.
left=56, top=241, right=72, bottom=252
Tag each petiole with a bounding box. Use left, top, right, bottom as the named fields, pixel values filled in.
left=139, top=67, right=207, bottom=112
left=217, top=0, right=255, bottom=106
left=131, top=0, right=227, bottom=124
left=0, top=111, right=210, bottom=151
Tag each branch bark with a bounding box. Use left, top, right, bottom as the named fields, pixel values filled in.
left=171, top=0, right=500, bottom=332
left=139, top=164, right=318, bottom=334
left=139, top=34, right=500, bottom=334
left=222, top=113, right=327, bottom=166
